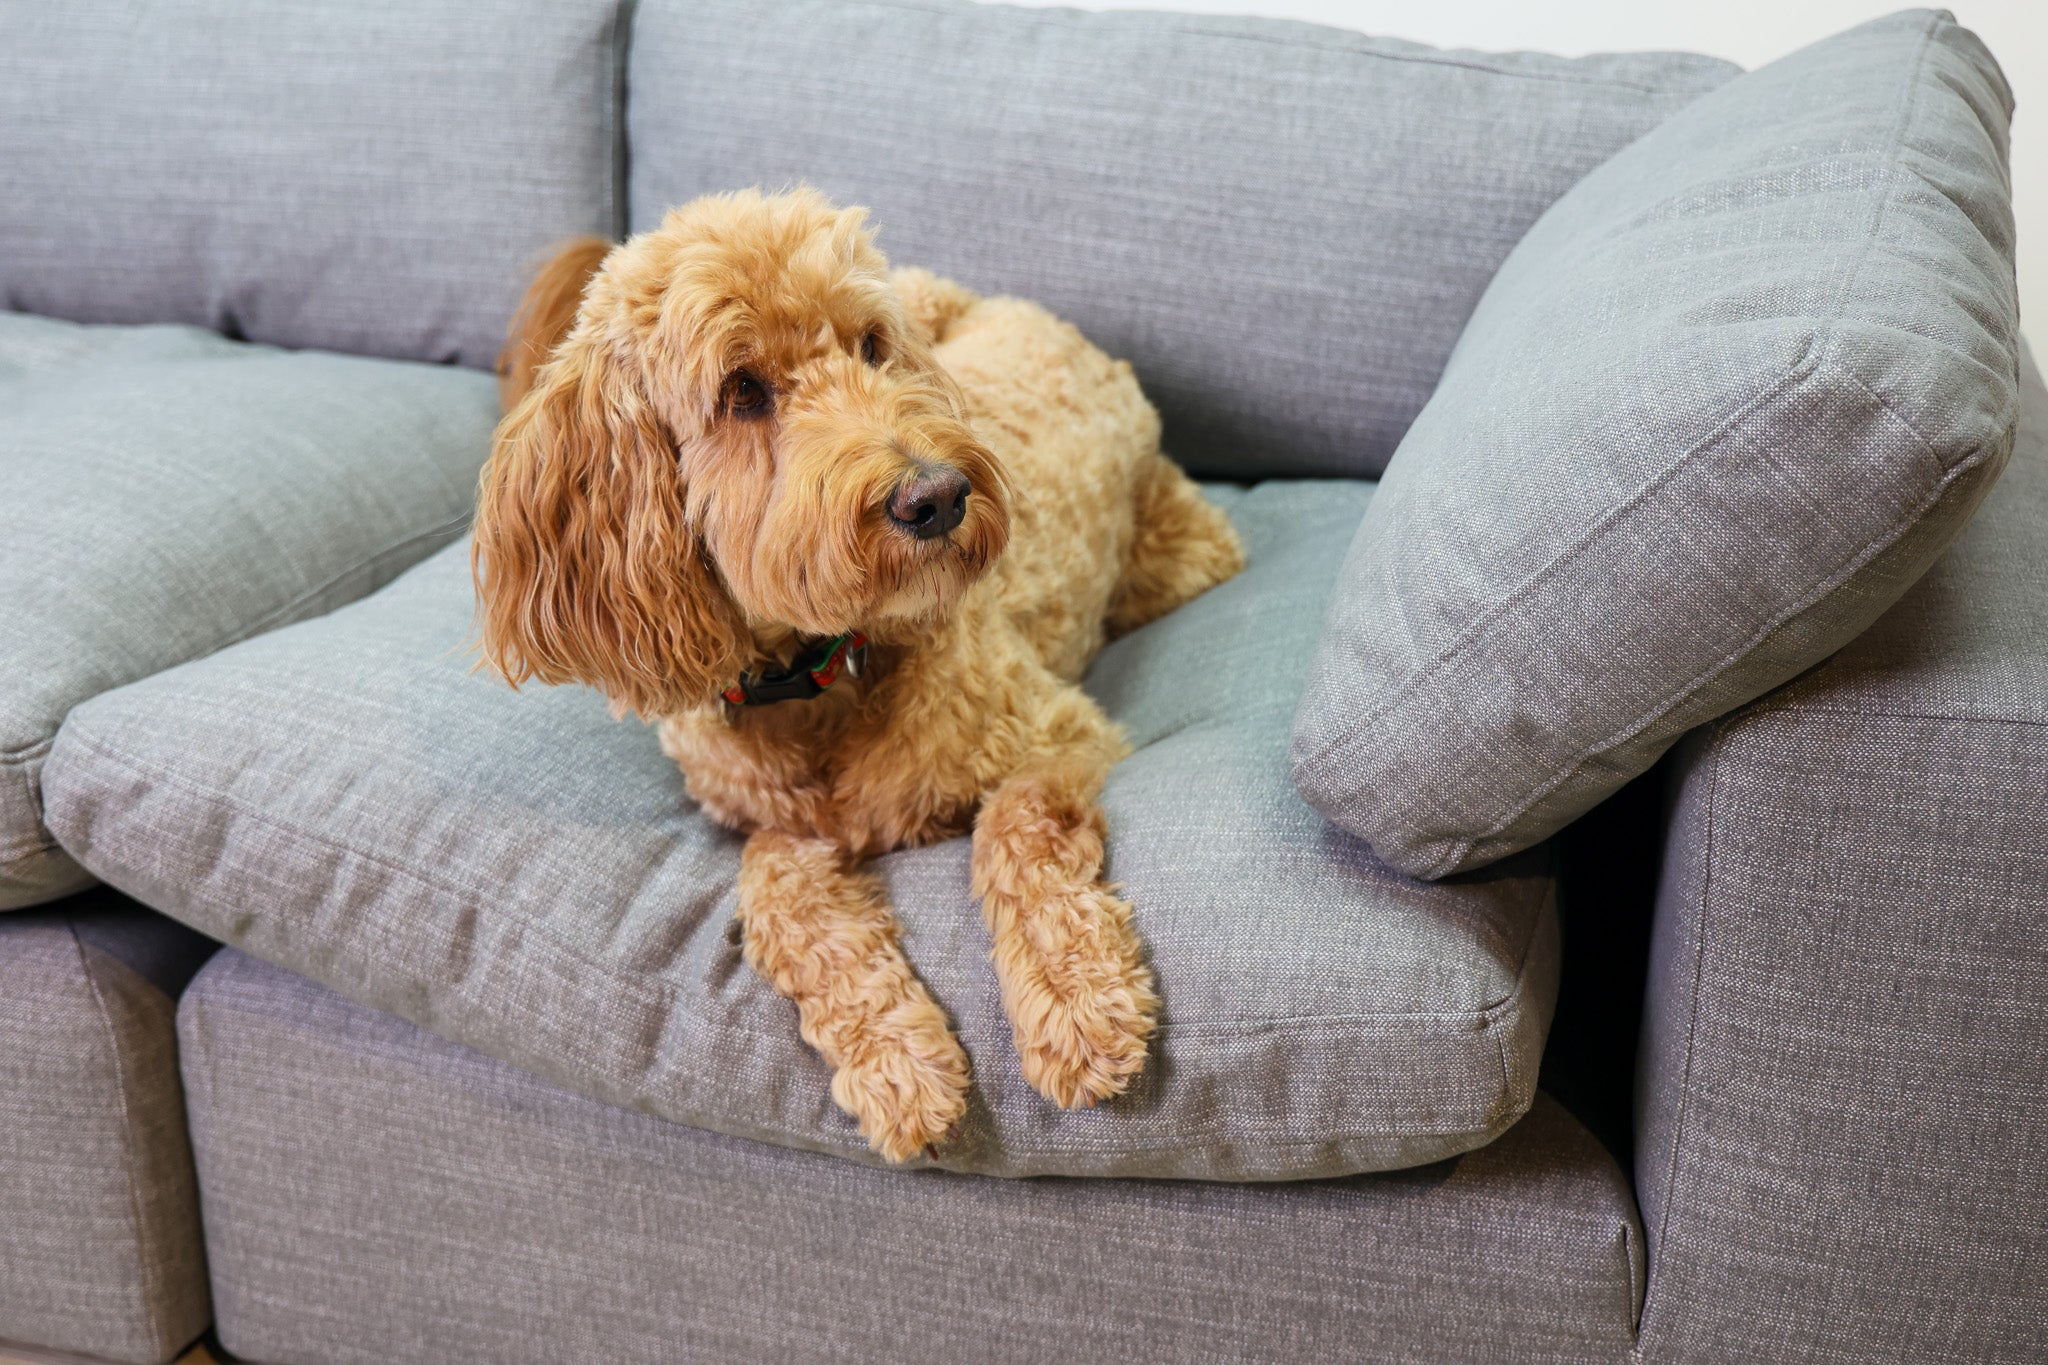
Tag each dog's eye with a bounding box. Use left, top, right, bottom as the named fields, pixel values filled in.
left=860, top=331, right=884, bottom=366
left=724, top=369, right=772, bottom=419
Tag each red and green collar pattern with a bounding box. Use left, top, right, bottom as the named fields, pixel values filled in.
left=722, top=632, right=869, bottom=707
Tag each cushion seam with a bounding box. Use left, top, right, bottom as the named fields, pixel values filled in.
left=1422, top=416, right=1988, bottom=875
left=1651, top=728, right=1722, bottom=1304
left=778, top=0, right=1736, bottom=95
left=206, top=996, right=1519, bottom=1156
left=209, top=510, right=471, bottom=652
left=1295, top=348, right=1819, bottom=789
left=1487, top=891, right=1545, bottom=1133
left=1833, top=352, right=1948, bottom=470
left=179, top=981, right=247, bottom=1320
left=1625, top=1219, right=1644, bottom=1336
left=1828, top=13, right=1941, bottom=327
left=1738, top=702, right=2048, bottom=731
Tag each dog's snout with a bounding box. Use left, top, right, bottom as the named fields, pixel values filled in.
left=887, top=465, right=970, bottom=540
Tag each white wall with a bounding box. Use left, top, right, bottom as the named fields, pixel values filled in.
left=1007, top=0, right=2041, bottom=348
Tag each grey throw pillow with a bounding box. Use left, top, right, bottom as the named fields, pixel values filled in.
left=1291, top=10, right=2022, bottom=879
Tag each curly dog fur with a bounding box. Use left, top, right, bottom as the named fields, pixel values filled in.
left=473, top=189, right=1244, bottom=1160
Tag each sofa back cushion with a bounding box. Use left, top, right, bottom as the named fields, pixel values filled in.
left=626, top=0, right=1736, bottom=479
left=0, top=0, right=628, bottom=369
left=0, top=313, right=498, bottom=909
left=1291, top=10, right=2022, bottom=878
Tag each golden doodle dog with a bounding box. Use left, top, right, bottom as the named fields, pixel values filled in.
left=473, top=188, right=1243, bottom=1161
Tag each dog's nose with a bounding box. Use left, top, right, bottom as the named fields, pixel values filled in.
left=886, top=465, right=970, bottom=540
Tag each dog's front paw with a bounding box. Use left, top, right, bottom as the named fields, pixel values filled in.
left=828, top=1005, right=973, bottom=1163
left=1000, top=884, right=1159, bottom=1109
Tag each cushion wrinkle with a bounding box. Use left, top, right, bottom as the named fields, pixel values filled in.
left=71, top=928, right=170, bottom=1364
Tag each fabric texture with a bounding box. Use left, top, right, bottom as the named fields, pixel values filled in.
left=626, top=0, right=1736, bottom=480
left=1635, top=346, right=2048, bottom=1364
left=0, top=312, right=498, bottom=909
left=0, top=0, right=627, bottom=368
left=1293, top=10, right=2022, bottom=879
left=0, top=891, right=213, bottom=1364
left=180, top=949, right=1642, bottom=1365
left=48, top=482, right=1559, bottom=1181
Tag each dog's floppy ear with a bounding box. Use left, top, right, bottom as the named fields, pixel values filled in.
left=498, top=236, right=613, bottom=412
left=472, top=328, right=748, bottom=718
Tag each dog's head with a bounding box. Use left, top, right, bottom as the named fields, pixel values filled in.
left=472, top=188, right=1010, bottom=717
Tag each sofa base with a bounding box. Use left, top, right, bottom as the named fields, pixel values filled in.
left=178, top=950, right=1642, bottom=1365
left=0, top=895, right=213, bottom=1364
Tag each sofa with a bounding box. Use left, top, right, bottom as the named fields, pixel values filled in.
left=1, top=2, right=2039, bottom=1362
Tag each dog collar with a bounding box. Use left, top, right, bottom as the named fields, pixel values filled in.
left=722, top=632, right=868, bottom=707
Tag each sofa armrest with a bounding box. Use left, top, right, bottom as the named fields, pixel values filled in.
left=1636, top=347, right=2048, bottom=1363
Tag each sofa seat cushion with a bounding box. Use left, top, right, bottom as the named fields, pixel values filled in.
left=0, top=312, right=497, bottom=908
left=1293, top=10, right=2021, bottom=878
left=0, top=891, right=215, bottom=1364
left=46, top=481, right=1559, bottom=1181
left=0, top=0, right=626, bottom=368
left=629, top=0, right=1738, bottom=479
left=178, top=950, right=1640, bottom=1364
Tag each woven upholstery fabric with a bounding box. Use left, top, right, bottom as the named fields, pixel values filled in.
left=1636, top=348, right=2048, bottom=1364
left=627, top=0, right=1735, bottom=480
left=180, top=949, right=1641, bottom=1365
left=0, top=892, right=213, bottom=1364
left=0, top=313, right=497, bottom=909
left=48, top=482, right=1560, bottom=1180
left=1293, top=10, right=2022, bottom=879
left=0, top=0, right=626, bottom=368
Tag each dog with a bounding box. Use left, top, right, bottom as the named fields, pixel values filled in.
left=473, top=188, right=1244, bottom=1161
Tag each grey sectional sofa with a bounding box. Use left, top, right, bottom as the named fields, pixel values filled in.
left=2, top=3, right=2039, bottom=1363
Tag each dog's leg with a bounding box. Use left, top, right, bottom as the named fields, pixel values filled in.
left=739, top=830, right=971, bottom=1161
left=972, top=721, right=1158, bottom=1109
left=1105, top=452, right=1246, bottom=638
